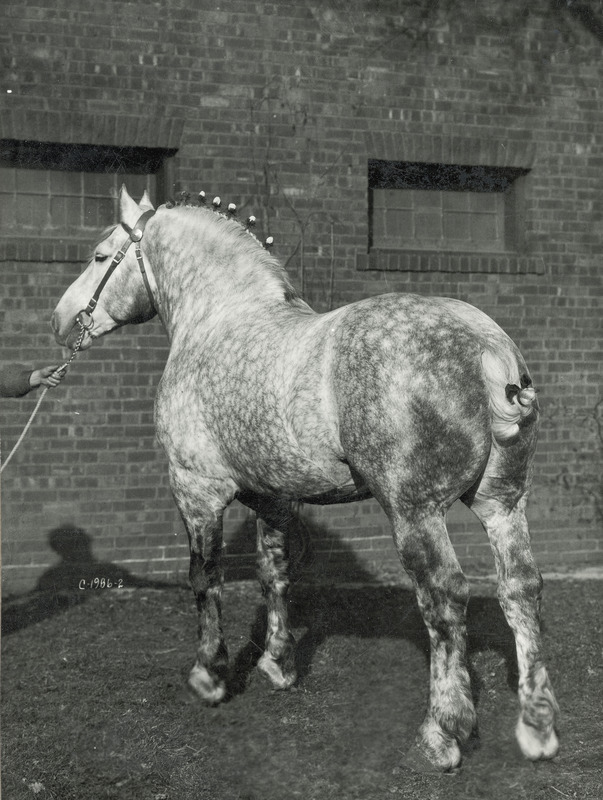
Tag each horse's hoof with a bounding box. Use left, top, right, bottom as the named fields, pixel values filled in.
left=403, top=722, right=462, bottom=774
left=187, top=664, right=226, bottom=705
left=516, top=717, right=559, bottom=761
left=257, top=653, right=297, bottom=690
left=401, top=743, right=460, bottom=775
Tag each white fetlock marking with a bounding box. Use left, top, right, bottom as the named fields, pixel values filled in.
left=516, top=716, right=559, bottom=760
left=188, top=664, right=226, bottom=704
left=257, top=652, right=296, bottom=689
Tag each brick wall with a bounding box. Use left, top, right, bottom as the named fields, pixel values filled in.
left=1, top=0, right=601, bottom=594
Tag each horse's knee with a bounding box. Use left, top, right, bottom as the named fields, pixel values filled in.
left=189, top=552, right=222, bottom=598
left=417, top=569, right=470, bottom=631
left=497, top=562, right=543, bottom=619
left=445, top=569, right=471, bottom=610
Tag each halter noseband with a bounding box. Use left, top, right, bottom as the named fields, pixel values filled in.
left=77, top=209, right=156, bottom=332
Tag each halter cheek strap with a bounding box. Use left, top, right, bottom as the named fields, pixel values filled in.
left=77, top=209, right=156, bottom=330
left=133, top=235, right=157, bottom=314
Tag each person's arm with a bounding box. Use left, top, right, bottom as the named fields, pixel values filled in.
left=0, top=364, right=35, bottom=397
left=0, top=364, right=64, bottom=397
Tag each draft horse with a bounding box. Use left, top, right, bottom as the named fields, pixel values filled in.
left=52, top=187, right=559, bottom=772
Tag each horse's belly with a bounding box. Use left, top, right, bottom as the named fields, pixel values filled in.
left=232, top=445, right=364, bottom=502
left=300, top=484, right=373, bottom=505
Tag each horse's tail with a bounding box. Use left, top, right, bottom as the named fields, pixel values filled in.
left=481, top=349, right=538, bottom=443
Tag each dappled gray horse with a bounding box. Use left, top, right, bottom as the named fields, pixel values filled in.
left=52, top=187, right=558, bottom=773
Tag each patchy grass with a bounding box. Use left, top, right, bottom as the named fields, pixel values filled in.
left=2, top=578, right=602, bottom=799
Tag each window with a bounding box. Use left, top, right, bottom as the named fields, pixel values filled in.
left=0, top=140, right=176, bottom=237
left=369, top=159, right=529, bottom=255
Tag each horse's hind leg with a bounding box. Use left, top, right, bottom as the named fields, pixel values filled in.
left=245, top=496, right=297, bottom=689
left=466, top=489, right=559, bottom=761
left=391, top=509, right=476, bottom=773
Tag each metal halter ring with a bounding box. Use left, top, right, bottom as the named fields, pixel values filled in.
left=77, top=310, right=95, bottom=332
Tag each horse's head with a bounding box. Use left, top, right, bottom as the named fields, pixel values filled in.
left=52, top=186, right=158, bottom=350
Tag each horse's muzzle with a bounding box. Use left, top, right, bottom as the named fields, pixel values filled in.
left=51, top=311, right=90, bottom=350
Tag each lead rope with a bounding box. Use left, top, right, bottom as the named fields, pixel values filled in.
left=1, top=325, right=87, bottom=474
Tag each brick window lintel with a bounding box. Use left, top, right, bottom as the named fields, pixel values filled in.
left=357, top=250, right=546, bottom=275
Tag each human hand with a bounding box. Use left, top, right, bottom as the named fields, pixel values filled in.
left=29, top=365, right=66, bottom=389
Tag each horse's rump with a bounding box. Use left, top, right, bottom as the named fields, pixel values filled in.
left=330, top=292, right=535, bottom=439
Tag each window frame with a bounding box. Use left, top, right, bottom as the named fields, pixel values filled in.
left=0, top=139, right=176, bottom=239
left=368, top=159, right=529, bottom=257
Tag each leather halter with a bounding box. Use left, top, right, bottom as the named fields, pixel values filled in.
left=77, top=209, right=156, bottom=331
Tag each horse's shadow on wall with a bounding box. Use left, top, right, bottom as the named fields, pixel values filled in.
left=2, top=525, right=172, bottom=636
left=227, top=514, right=519, bottom=709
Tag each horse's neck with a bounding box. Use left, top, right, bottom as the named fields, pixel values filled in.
left=153, top=246, right=296, bottom=342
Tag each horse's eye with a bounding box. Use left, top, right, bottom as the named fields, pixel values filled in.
left=95, top=253, right=109, bottom=263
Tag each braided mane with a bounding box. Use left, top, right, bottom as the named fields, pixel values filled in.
left=159, top=195, right=309, bottom=309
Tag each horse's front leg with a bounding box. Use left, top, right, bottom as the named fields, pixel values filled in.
left=256, top=515, right=298, bottom=688
left=171, top=469, right=235, bottom=704
left=241, top=494, right=298, bottom=689
left=392, top=509, right=476, bottom=773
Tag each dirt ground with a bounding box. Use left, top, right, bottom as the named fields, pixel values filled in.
left=2, top=575, right=602, bottom=800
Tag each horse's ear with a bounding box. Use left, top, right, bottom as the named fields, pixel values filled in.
left=119, top=184, right=143, bottom=227
left=139, top=190, right=155, bottom=212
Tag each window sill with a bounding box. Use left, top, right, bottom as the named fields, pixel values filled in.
left=357, top=249, right=545, bottom=275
